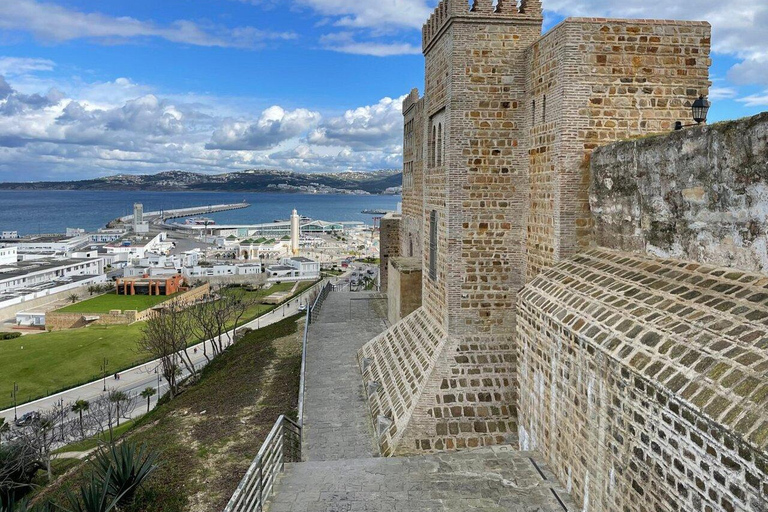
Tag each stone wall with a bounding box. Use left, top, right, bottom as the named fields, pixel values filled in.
left=386, top=257, right=422, bottom=325
left=525, top=18, right=711, bottom=280
left=592, top=112, right=768, bottom=273
left=517, top=248, right=768, bottom=512
left=401, top=90, right=425, bottom=261
left=379, top=213, right=401, bottom=292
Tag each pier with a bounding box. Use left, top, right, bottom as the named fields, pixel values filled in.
left=113, top=202, right=250, bottom=225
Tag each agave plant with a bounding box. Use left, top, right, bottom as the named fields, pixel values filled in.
left=91, top=442, right=158, bottom=506
left=0, top=497, right=55, bottom=512
left=60, top=469, right=124, bottom=512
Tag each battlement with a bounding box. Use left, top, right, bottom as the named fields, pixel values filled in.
left=402, top=88, right=421, bottom=114
left=422, top=0, right=543, bottom=52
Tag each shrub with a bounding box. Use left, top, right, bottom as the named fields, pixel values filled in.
left=0, top=333, right=21, bottom=341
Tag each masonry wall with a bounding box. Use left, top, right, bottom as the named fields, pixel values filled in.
left=518, top=249, right=768, bottom=512
left=591, top=112, right=768, bottom=273
left=401, top=90, right=425, bottom=261
left=387, top=257, right=422, bottom=325
left=379, top=213, right=401, bottom=292
left=525, top=18, right=712, bottom=281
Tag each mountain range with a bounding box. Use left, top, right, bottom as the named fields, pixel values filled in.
left=0, top=169, right=403, bottom=195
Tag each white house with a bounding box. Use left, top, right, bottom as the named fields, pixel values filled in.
left=267, top=257, right=320, bottom=282
left=0, top=245, right=17, bottom=266
left=184, top=263, right=263, bottom=278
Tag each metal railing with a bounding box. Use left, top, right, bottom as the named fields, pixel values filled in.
left=223, top=415, right=301, bottom=512
left=224, top=281, right=334, bottom=512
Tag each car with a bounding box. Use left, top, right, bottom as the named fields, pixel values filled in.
left=14, top=411, right=40, bottom=427
left=298, top=304, right=307, bottom=312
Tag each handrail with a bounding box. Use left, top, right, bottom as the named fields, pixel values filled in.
left=224, top=281, right=334, bottom=512
left=224, top=415, right=301, bottom=512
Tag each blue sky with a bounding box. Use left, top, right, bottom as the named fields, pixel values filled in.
left=0, top=0, right=765, bottom=181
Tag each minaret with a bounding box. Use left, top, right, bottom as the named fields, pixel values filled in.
left=290, top=209, right=300, bottom=255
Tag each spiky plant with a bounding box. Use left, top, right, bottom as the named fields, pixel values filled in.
left=91, top=442, right=158, bottom=507
left=61, top=469, right=123, bottom=512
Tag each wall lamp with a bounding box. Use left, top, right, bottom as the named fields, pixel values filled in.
left=675, top=95, right=710, bottom=131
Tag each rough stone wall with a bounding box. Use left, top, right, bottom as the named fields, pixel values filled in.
left=525, top=18, right=712, bottom=280
left=401, top=90, right=425, bottom=261
left=46, top=309, right=138, bottom=330
left=518, top=248, right=768, bottom=512
left=592, top=112, right=768, bottom=273
left=379, top=213, right=401, bottom=292
left=386, top=257, right=422, bottom=325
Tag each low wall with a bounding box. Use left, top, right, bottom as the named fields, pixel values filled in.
left=387, top=257, right=422, bottom=325
left=591, top=112, right=768, bottom=272
left=46, top=284, right=210, bottom=330
left=517, top=249, right=768, bottom=512
left=380, top=213, right=401, bottom=291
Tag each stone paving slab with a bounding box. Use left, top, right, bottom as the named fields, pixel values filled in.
left=269, top=446, right=575, bottom=512
left=303, top=291, right=389, bottom=461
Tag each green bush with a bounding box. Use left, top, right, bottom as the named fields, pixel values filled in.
left=0, top=333, right=21, bottom=341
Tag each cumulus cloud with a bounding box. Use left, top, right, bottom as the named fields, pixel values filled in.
left=296, top=0, right=432, bottom=31
left=308, top=96, right=405, bottom=150
left=207, top=106, right=321, bottom=150
left=0, top=72, right=402, bottom=180
left=0, top=0, right=296, bottom=48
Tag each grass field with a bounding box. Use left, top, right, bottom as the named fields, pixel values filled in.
left=0, top=280, right=319, bottom=410
left=56, top=293, right=178, bottom=314
left=0, top=322, right=147, bottom=409
left=34, top=315, right=303, bottom=512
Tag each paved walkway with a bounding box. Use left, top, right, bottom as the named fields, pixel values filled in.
left=268, top=290, right=576, bottom=512
left=302, top=291, right=388, bottom=461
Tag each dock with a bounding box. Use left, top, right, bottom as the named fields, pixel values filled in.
left=113, top=202, right=250, bottom=225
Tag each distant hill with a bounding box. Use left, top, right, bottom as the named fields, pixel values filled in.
left=0, top=169, right=403, bottom=195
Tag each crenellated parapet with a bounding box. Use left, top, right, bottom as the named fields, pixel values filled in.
left=422, top=0, right=543, bottom=52
left=402, top=88, right=421, bottom=115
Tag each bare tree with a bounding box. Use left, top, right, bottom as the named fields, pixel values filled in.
left=138, top=300, right=196, bottom=398
left=228, top=287, right=261, bottom=345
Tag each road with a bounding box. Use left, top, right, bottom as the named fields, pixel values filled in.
left=0, top=281, right=325, bottom=425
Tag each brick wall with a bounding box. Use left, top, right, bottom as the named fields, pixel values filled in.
left=386, top=257, right=422, bottom=325
left=518, top=249, right=767, bottom=512
left=401, top=90, right=425, bottom=261
left=525, top=18, right=711, bottom=280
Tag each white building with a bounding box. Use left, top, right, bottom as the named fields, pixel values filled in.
left=184, top=263, right=263, bottom=278
left=104, top=232, right=169, bottom=259
left=0, top=245, right=17, bottom=265
left=267, top=257, right=320, bottom=282
left=1, top=231, right=19, bottom=239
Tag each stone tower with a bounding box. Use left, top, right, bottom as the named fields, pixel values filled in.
left=360, top=0, right=544, bottom=456
left=290, top=209, right=300, bottom=255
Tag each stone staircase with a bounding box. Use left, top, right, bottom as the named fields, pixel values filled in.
left=268, top=447, right=574, bottom=512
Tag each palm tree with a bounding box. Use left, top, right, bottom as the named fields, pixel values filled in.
left=67, top=293, right=79, bottom=304
left=140, top=387, right=156, bottom=413
left=71, top=399, right=90, bottom=439
left=87, top=285, right=97, bottom=296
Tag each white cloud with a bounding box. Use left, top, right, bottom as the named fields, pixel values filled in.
left=708, top=87, right=739, bottom=101
left=737, top=91, right=768, bottom=107
left=0, top=0, right=296, bottom=48
left=319, top=33, right=421, bottom=56
left=207, top=106, right=322, bottom=150
left=308, top=96, right=406, bottom=150
left=0, top=71, right=402, bottom=180
left=0, top=57, right=55, bottom=76
left=727, top=57, right=768, bottom=86
left=297, top=0, right=433, bottom=30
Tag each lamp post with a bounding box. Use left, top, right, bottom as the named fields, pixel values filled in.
left=675, top=95, right=710, bottom=130
left=101, top=357, right=109, bottom=392
left=11, top=382, right=18, bottom=421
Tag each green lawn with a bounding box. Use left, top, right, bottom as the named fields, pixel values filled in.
left=0, top=281, right=319, bottom=410
left=56, top=293, right=178, bottom=314
left=0, top=322, right=147, bottom=409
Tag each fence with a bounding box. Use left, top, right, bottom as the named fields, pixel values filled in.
left=224, top=280, right=333, bottom=512
left=223, top=415, right=301, bottom=512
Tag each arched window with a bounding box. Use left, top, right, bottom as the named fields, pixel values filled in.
left=436, top=123, right=443, bottom=166
left=431, top=125, right=437, bottom=167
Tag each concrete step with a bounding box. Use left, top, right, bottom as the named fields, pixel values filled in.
left=268, top=447, right=575, bottom=512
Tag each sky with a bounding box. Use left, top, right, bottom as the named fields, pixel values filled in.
left=0, top=0, right=765, bottom=182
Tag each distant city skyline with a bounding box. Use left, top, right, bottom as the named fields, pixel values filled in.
left=0, top=0, right=765, bottom=181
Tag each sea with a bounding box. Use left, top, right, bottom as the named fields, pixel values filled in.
left=0, top=190, right=402, bottom=236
